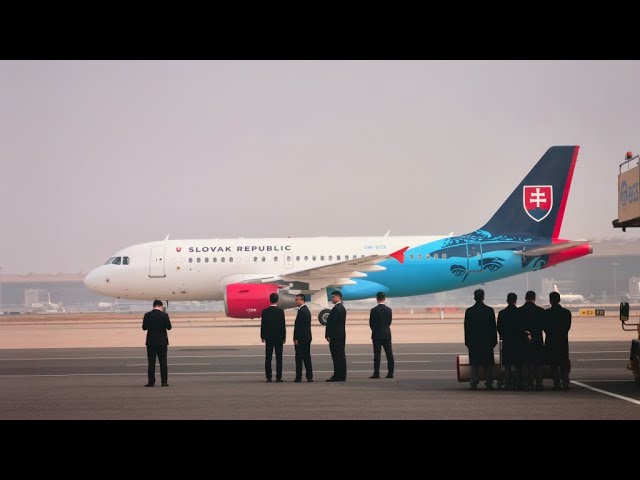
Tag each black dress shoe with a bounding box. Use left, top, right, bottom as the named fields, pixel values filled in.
left=145, top=383, right=155, bottom=387
left=294, top=379, right=301, bottom=383
left=326, top=378, right=339, bottom=382
left=369, top=375, right=380, bottom=379
left=275, top=378, right=283, bottom=383
left=386, top=374, right=394, bottom=379
left=161, top=383, right=169, bottom=387
left=266, top=378, right=272, bottom=382
left=307, top=379, right=314, bottom=382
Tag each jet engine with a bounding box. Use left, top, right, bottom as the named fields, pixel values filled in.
left=224, top=283, right=297, bottom=318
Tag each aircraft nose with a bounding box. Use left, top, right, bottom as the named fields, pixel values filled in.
left=84, top=268, right=102, bottom=292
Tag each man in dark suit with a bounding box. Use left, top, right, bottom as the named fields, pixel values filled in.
left=464, top=289, right=497, bottom=390
left=293, top=294, right=313, bottom=382
left=260, top=293, right=286, bottom=382
left=325, top=290, right=347, bottom=382
left=497, top=292, right=524, bottom=390
left=519, top=290, right=546, bottom=391
left=369, top=291, right=395, bottom=379
left=142, top=299, right=172, bottom=387
left=543, top=291, right=572, bottom=391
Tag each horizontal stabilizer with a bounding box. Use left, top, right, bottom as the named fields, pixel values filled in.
left=514, top=240, right=589, bottom=257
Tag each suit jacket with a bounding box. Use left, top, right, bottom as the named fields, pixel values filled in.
left=519, top=301, right=546, bottom=362
left=325, top=302, right=346, bottom=340
left=464, top=301, right=497, bottom=364
left=369, top=304, right=392, bottom=341
left=261, top=305, right=286, bottom=343
left=142, top=309, right=172, bottom=347
left=497, top=304, right=525, bottom=364
left=293, top=304, right=312, bottom=343
left=543, top=304, right=572, bottom=363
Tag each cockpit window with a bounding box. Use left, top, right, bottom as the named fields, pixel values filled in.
left=105, top=256, right=127, bottom=265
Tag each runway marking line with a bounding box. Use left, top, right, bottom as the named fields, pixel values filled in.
left=0, top=369, right=456, bottom=378
left=127, top=363, right=210, bottom=367
left=571, top=381, right=640, bottom=406
left=576, top=359, right=627, bottom=361
left=0, top=351, right=629, bottom=362
left=352, top=361, right=432, bottom=364
left=0, top=352, right=463, bottom=361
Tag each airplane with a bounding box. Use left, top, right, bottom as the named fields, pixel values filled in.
left=552, top=284, right=588, bottom=304
left=84, top=145, right=593, bottom=325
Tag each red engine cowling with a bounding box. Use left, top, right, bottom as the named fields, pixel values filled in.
left=224, top=283, right=279, bottom=319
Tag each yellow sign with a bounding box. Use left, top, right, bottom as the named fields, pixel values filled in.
left=580, top=308, right=605, bottom=316
left=618, top=165, right=640, bottom=222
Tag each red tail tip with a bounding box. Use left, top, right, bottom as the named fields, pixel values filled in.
left=390, top=246, right=410, bottom=264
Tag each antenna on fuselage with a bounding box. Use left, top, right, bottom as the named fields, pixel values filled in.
left=164, top=234, right=170, bottom=241
left=384, top=230, right=391, bottom=237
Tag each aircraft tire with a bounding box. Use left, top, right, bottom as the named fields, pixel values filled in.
left=318, top=309, right=331, bottom=326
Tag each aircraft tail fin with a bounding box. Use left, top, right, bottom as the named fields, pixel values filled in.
left=479, top=146, right=579, bottom=239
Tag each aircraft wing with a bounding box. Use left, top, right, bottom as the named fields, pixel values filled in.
left=241, top=246, right=409, bottom=292
left=513, top=240, right=589, bottom=257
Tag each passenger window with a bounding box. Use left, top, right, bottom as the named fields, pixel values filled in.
left=426, top=254, right=430, bottom=260
left=442, top=253, right=447, bottom=259
left=213, top=257, right=217, bottom=263
left=229, top=257, right=234, bottom=263
left=254, top=257, right=258, bottom=262
left=434, top=254, right=439, bottom=259
left=296, top=256, right=300, bottom=261
left=321, top=256, right=325, bottom=261
left=312, top=256, right=316, bottom=261
left=287, top=256, right=291, bottom=261
left=418, top=254, right=422, bottom=260
left=197, top=257, right=201, bottom=263
left=304, top=256, right=308, bottom=261
left=274, top=256, right=278, bottom=262
left=329, top=255, right=333, bottom=261
left=205, top=257, right=209, bottom=263
left=123, top=257, right=130, bottom=265
left=221, top=257, right=225, bottom=263
left=262, top=257, right=266, bottom=262
left=337, top=255, right=341, bottom=261
left=189, top=258, right=193, bottom=263
left=410, top=254, right=414, bottom=260
left=345, top=255, right=349, bottom=260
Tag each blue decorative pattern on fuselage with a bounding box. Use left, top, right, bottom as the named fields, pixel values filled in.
left=340, top=230, right=552, bottom=301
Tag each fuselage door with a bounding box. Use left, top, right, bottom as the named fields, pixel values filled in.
left=149, top=246, right=166, bottom=278
left=466, top=243, right=483, bottom=272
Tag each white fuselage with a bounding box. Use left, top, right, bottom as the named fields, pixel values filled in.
left=84, top=235, right=446, bottom=301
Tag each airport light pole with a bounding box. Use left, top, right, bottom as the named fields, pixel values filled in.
left=612, top=262, right=619, bottom=300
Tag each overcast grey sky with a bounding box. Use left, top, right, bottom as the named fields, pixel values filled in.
left=1, top=60, right=639, bottom=274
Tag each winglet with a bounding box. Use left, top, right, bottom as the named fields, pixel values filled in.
left=389, top=246, right=409, bottom=264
